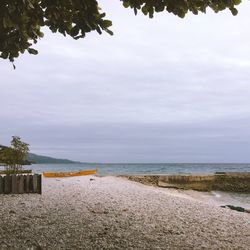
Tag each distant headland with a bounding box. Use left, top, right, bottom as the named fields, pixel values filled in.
left=0, top=145, right=81, bottom=165
left=25, top=153, right=82, bottom=164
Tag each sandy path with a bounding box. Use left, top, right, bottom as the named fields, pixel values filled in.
left=0, top=176, right=249, bottom=250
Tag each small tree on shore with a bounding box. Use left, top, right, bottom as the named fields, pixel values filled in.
left=0, top=136, right=30, bottom=174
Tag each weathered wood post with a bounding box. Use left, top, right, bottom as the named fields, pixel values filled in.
left=37, top=174, right=42, bottom=194
left=12, top=174, right=17, bottom=193
left=4, top=175, right=12, bottom=194
left=29, top=175, right=34, bottom=192
left=25, top=174, right=30, bottom=193
left=33, top=174, right=39, bottom=193
left=18, top=175, right=24, bottom=194
left=0, top=176, right=3, bottom=194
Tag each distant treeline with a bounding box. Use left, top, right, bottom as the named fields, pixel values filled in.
left=26, top=153, right=81, bottom=164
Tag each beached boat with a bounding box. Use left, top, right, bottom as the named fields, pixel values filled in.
left=43, top=169, right=97, bottom=178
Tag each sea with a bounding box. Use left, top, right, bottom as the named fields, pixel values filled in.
left=30, top=162, right=250, bottom=175
left=29, top=163, right=250, bottom=209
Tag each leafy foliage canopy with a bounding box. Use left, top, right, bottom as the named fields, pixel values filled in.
left=0, top=0, right=241, bottom=63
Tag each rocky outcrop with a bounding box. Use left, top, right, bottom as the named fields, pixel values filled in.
left=124, top=172, right=250, bottom=192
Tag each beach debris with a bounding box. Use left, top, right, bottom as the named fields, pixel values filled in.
left=90, top=209, right=109, bottom=214
left=90, top=178, right=95, bottom=181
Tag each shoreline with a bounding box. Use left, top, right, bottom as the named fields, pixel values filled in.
left=121, top=176, right=250, bottom=211
left=0, top=175, right=249, bottom=249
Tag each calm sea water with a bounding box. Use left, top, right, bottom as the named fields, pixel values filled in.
left=30, top=163, right=250, bottom=175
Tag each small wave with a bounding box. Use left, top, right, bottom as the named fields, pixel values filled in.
left=211, top=191, right=221, bottom=198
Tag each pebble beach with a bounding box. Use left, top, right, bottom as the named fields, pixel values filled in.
left=0, top=176, right=249, bottom=250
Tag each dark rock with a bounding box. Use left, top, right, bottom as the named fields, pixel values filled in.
left=221, top=205, right=246, bottom=213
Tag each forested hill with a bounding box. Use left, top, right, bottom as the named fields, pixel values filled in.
left=25, top=153, right=82, bottom=164
left=0, top=145, right=81, bottom=164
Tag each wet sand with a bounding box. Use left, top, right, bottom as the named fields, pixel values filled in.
left=0, top=176, right=249, bottom=249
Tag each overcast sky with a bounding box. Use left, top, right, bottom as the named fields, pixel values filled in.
left=1, top=1, right=250, bottom=163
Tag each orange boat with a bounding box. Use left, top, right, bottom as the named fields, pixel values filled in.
left=43, top=169, right=97, bottom=178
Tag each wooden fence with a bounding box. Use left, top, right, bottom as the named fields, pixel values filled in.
left=0, top=174, right=42, bottom=194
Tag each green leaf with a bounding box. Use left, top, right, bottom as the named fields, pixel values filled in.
left=27, top=48, right=38, bottom=55
left=142, top=6, right=149, bottom=15
left=0, top=52, right=8, bottom=59
left=71, top=26, right=79, bottom=36
left=105, top=29, right=114, bottom=36
left=96, top=26, right=102, bottom=34
left=103, top=20, right=112, bottom=28
left=123, top=1, right=130, bottom=8
left=234, top=0, right=241, bottom=5
left=230, top=7, right=238, bottom=16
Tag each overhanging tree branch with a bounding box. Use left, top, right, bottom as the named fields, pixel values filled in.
left=0, top=0, right=241, bottom=63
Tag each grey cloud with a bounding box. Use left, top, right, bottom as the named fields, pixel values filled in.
left=1, top=118, right=250, bottom=163
left=1, top=1, right=250, bottom=162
